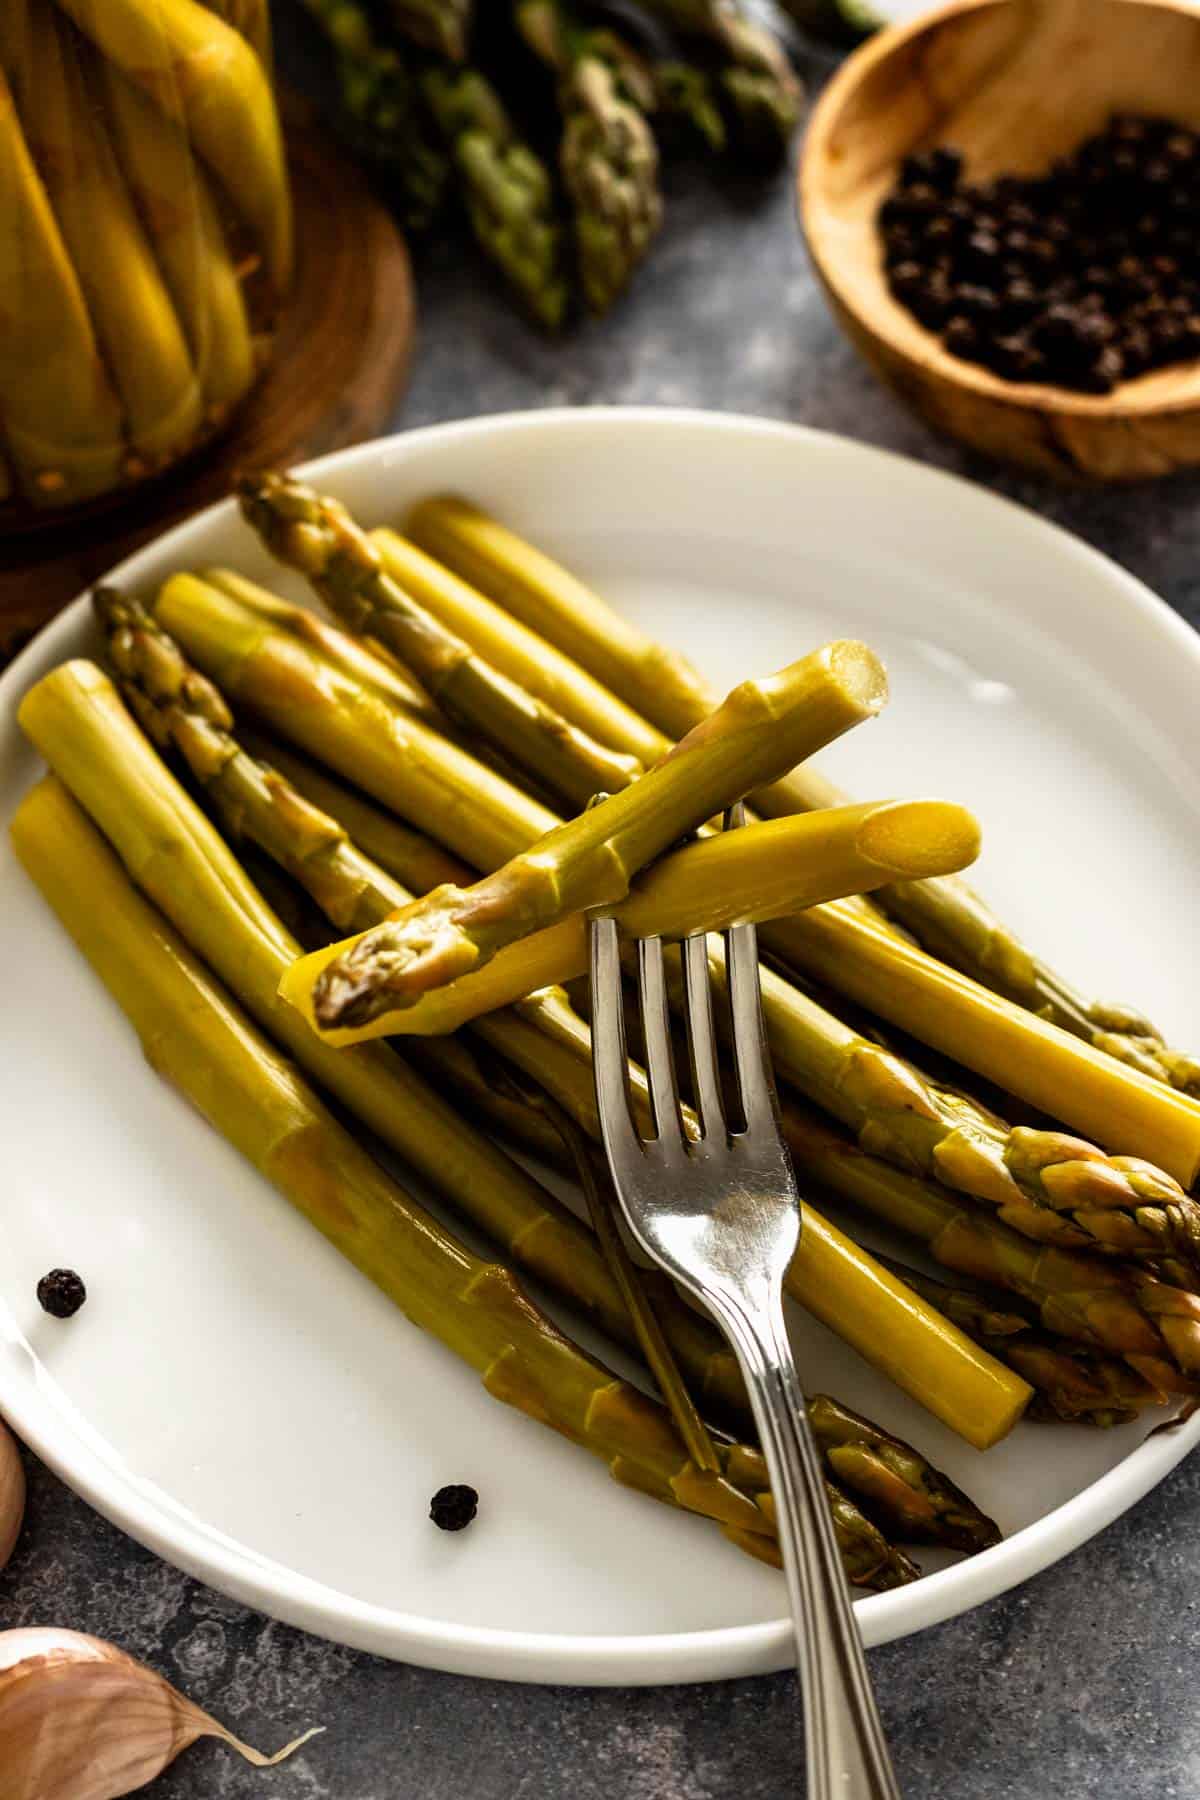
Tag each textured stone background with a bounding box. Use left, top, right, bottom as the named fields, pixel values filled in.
left=5, top=11, right=1200, bottom=1794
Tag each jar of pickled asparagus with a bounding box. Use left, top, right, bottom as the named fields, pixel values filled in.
left=0, top=0, right=292, bottom=518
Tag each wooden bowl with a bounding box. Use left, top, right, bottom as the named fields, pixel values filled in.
left=800, top=0, right=1200, bottom=480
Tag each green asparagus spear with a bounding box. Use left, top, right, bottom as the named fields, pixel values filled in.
left=405, top=498, right=1200, bottom=1100
left=384, top=0, right=472, bottom=60
left=876, top=1258, right=1168, bottom=1427
left=295, top=0, right=449, bottom=230
left=306, top=639, right=887, bottom=1023
left=876, top=872, right=1200, bottom=1100
left=758, top=901, right=1200, bottom=1214
left=517, top=0, right=662, bottom=312
left=12, top=775, right=805, bottom=1570
left=239, top=472, right=640, bottom=806
left=636, top=0, right=803, bottom=164
left=155, top=572, right=561, bottom=870
left=653, top=58, right=726, bottom=152
left=237, top=730, right=473, bottom=896
left=421, top=66, right=569, bottom=329
left=778, top=1097, right=1200, bottom=1395
left=805, top=1394, right=998, bottom=1551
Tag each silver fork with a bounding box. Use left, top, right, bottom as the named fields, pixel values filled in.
left=589, top=839, right=901, bottom=1800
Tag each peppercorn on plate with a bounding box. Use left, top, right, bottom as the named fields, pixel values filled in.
left=1, top=410, right=1199, bottom=1683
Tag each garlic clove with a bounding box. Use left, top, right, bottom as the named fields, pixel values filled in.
left=0, top=1420, right=24, bottom=1572
left=0, top=1628, right=320, bottom=1799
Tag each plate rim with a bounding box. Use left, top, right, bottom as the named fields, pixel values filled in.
left=3, top=404, right=1199, bottom=1685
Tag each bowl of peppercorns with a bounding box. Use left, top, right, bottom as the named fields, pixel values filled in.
left=800, top=0, right=1200, bottom=479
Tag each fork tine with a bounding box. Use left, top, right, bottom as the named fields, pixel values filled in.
left=638, top=936, right=687, bottom=1150
left=590, top=916, right=642, bottom=1159
left=727, top=917, right=779, bottom=1135
left=681, top=931, right=726, bottom=1142
left=721, top=802, right=779, bottom=1137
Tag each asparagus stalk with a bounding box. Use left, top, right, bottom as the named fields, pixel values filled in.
left=203, top=567, right=443, bottom=725
left=239, top=731, right=474, bottom=896
left=754, top=949, right=1200, bottom=1280
left=804, top=1395, right=997, bottom=1552
left=877, top=1259, right=1169, bottom=1427
left=421, top=66, right=569, bottom=330
left=761, top=900, right=1200, bottom=1191
left=102, top=66, right=257, bottom=426
left=22, top=3, right=205, bottom=470
left=304, top=639, right=887, bottom=1023
left=54, top=0, right=292, bottom=298
left=0, top=61, right=125, bottom=506
left=637, top=0, right=803, bottom=164
left=517, top=0, right=662, bottom=313
left=155, top=572, right=560, bottom=870
left=778, top=1098, right=1200, bottom=1394
left=239, top=472, right=643, bottom=807
left=371, top=529, right=668, bottom=766
left=405, top=496, right=1200, bottom=1099
left=283, top=799, right=982, bottom=1041
left=876, top=873, right=1200, bottom=1101
left=86, top=601, right=1026, bottom=1449
left=294, top=0, right=449, bottom=230
left=11, top=777, right=813, bottom=1573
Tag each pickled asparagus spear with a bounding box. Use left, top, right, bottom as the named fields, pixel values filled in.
left=239, top=472, right=645, bottom=807
left=306, top=640, right=887, bottom=1024
left=761, top=900, right=1200, bottom=1190
left=875, top=872, right=1200, bottom=1099
left=371, top=529, right=667, bottom=765
left=239, top=731, right=473, bottom=896
left=155, top=572, right=559, bottom=870
left=202, top=567, right=442, bottom=725
left=778, top=1098, right=1200, bottom=1394
left=102, top=68, right=256, bottom=423
left=877, top=1259, right=1168, bottom=1427
left=406, top=495, right=1200, bottom=1097
left=0, top=62, right=124, bottom=505
left=12, top=777, right=807, bottom=1571
left=24, top=5, right=204, bottom=467
left=54, top=0, right=292, bottom=296
left=282, top=799, right=981, bottom=1042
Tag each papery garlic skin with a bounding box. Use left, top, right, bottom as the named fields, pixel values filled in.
left=0, top=1628, right=318, bottom=1800
left=0, top=1421, right=24, bottom=1571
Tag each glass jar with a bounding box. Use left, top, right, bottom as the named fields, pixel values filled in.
left=0, top=0, right=292, bottom=517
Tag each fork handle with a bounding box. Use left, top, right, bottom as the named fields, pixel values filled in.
left=717, top=1287, right=902, bottom=1800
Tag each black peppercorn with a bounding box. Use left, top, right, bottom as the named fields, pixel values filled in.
left=430, top=1484, right=479, bottom=1531
left=878, top=113, right=1200, bottom=390
left=37, top=1268, right=87, bottom=1319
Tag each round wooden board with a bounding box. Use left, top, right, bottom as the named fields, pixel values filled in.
left=0, top=97, right=415, bottom=666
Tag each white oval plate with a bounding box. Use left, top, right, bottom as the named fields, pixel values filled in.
left=2, top=410, right=1199, bottom=1685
